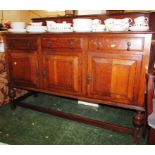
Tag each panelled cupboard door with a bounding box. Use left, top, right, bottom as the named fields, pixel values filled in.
left=9, top=52, right=39, bottom=88
left=87, top=53, right=142, bottom=105
left=43, top=53, right=82, bottom=95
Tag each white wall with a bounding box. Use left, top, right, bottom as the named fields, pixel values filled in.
left=0, top=10, right=106, bottom=24
left=0, top=10, right=65, bottom=24
left=77, top=10, right=106, bottom=15
left=0, top=10, right=28, bottom=23
left=1, top=10, right=154, bottom=25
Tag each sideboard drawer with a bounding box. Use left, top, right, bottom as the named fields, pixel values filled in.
left=41, top=38, right=82, bottom=50
left=7, top=38, right=37, bottom=50
left=88, top=37, right=144, bottom=51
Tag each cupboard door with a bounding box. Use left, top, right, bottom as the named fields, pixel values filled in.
left=9, top=52, right=39, bottom=88
left=43, top=53, right=82, bottom=95
left=87, top=53, right=142, bottom=104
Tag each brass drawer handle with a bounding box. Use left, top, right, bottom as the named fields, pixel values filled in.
left=13, top=62, right=17, bottom=65
left=127, top=42, right=131, bottom=51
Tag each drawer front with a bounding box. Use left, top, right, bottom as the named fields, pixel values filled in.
left=41, top=38, right=82, bottom=50
left=7, top=38, right=37, bottom=50
left=88, top=37, right=144, bottom=51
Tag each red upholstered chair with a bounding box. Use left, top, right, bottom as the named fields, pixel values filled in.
left=146, top=72, right=155, bottom=144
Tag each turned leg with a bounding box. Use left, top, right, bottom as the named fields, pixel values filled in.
left=8, top=87, right=16, bottom=110
left=32, top=92, right=38, bottom=97
left=142, top=111, right=147, bottom=138
left=147, top=127, right=155, bottom=144
left=132, top=111, right=145, bottom=144
left=142, top=93, right=147, bottom=138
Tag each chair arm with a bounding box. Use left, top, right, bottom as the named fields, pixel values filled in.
left=146, top=71, right=155, bottom=115
left=148, top=113, right=155, bottom=128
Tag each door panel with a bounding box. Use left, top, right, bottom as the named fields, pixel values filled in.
left=87, top=53, right=142, bottom=104
left=10, top=52, right=39, bottom=88
left=44, top=53, right=82, bottom=95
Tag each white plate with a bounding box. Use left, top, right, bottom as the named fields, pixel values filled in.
left=27, top=26, right=47, bottom=31
left=74, top=30, right=92, bottom=32
left=73, top=28, right=92, bottom=32
left=8, top=29, right=26, bottom=33
left=108, top=28, right=128, bottom=32
left=129, top=26, right=149, bottom=31
left=47, top=29, right=73, bottom=33
left=92, top=30, right=106, bottom=32
left=73, top=26, right=92, bottom=32
left=26, top=30, right=46, bottom=33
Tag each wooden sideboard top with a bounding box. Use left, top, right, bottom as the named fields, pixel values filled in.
left=3, top=31, right=154, bottom=36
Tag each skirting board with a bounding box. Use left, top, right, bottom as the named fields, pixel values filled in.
left=78, top=100, right=99, bottom=107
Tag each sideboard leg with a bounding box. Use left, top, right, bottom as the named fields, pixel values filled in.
left=8, top=88, right=16, bottom=110
left=132, top=111, right=145, bottom=144
left=32, top=92, right=38, bottom=97
left=142, top=111, right=147, bottom=138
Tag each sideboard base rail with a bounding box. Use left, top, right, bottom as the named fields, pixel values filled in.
left=16, top=101, right=134, bottom=135
left=10, top=93, right=140, bottom=142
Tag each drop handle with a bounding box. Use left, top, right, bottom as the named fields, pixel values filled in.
left=68, top=40, right=73, bottom=48
left=127, top=42, right=131, bottom=51
left=27, top=42, right=31, bottom=47
left=9, top=43, right=13, bottom=48
left=47, top=41, right=52, bottom=48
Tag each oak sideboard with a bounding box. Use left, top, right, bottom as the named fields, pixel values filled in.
left=4, top=31, right=153, bottom=143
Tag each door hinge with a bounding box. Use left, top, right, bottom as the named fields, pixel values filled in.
left=43, top=70, right=47, bottom=78
left=86, top=74, right=92, bottom=84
